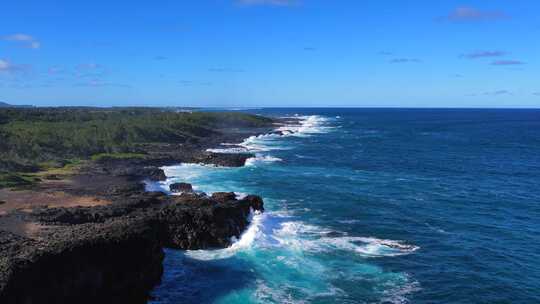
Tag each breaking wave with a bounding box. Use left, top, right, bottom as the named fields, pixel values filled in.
left=185, top=210, right=266, bottom=261
left=181, top=211, right=420, bottom=303
left=206, top=115, right=333, bottom=154
left=245, top=154, right=283, bottom=167
left=150, top=112, right=421, bottom=304
left=187, top=211, right=419, bottom=261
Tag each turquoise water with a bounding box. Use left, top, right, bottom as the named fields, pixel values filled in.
left=149, top=109, right=540, bottom=304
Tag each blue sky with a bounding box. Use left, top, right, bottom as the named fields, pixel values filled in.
left=0, top=0, right=539, bottom=107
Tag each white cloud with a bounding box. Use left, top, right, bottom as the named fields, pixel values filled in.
left=0, top=59, right=20, bottom=72
left=462, top=50, right=507, bottom=59
left=0, top=59, right=29, bottom=73
left=0, top=59, right=10, bottom=70
left=443, top=7, right=508, bottom=22
left=491, top=60, right=525, bottom=66
left=3, top=33, right=41, bottom=49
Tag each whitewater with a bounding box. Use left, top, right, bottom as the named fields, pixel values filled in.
left=145, top=108, right=540, bottom=303
left=147, top=113, right=420, bottom=304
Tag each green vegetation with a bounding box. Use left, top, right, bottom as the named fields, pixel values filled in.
left=0, top=172, right=41, bottom=189
left=91, top=153, right=147, bottom=162
left=0, top=107, right=273, bottom=188
left=34, top=159, right=85, bottom=177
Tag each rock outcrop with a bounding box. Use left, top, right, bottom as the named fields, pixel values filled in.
left=0, top=119, right=281, bottom=303
left=0, top=191, right=264, bottom=303
left=169, top=182, right=193, bottom=193
left=211, top=192, right=237, bottom=203
left=0, top=219, right=163, bottom=304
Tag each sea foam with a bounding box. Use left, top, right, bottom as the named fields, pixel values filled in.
left=149, top=112, right=422, bottom=303
left=206, top=115, right=333, bottom=154
left=272, top=220, right=419, bottom=258
left=185, top=210, right=266, bottom=261
left=245, top=154, right=283, bottom=167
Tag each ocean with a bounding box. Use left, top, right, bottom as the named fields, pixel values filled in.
left=148, top=108, right=540, bottom=304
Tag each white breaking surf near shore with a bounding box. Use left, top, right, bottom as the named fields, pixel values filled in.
left=206, top=115, right=334, bottom=154
left=186, top=209, right=419, bottom=261
left=183, top=114, right=419, bottom=262
left=150, top=113, right=420, bottom=304
left=152, top=113, right=419, bottom=262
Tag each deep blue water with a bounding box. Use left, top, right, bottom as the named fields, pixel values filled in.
left=149, top=108, right=540, bottom=304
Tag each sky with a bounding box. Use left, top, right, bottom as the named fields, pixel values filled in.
left=0, top=0, right=539, bottom=107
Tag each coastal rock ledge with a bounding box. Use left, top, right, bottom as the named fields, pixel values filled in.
left=0, top=191, right=264, bottom=304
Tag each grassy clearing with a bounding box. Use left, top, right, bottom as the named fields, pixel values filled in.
left=90, top=153, right=147, bottom=162
left=0, top=173, right=41, bottom=189
left=34, top=159, right=85, bottom=177
left=0, top=160, right=85, bottom=189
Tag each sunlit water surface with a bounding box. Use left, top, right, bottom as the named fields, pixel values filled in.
left=148, top=108, right=540, bottom=304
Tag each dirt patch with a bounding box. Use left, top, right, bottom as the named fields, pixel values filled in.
left=0, top=170, right=140, bottom=214
left=0, top=189, right=111, bottom=214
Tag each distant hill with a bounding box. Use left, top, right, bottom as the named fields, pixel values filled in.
left=0, top=102, right=33, bottom=108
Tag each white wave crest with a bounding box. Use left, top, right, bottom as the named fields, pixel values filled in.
left=185, top=210, right=265, bottom=260
left=245, top=154, right=283, bottom=166
left=276, top=115, right=334, bottom=137
left=206, top=115, right=335, bottom=155
left=144, top=163, right=229, bottom=194
left=186, top=210, right=418, bottom=262
left=273, top=221, right=419, bottom=258
left=334, top=237, right=419, bottom=257
left=240, top=134, right=286, bottom=152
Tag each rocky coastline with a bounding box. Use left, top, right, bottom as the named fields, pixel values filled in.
left=0, top=121, right=280, bottom=303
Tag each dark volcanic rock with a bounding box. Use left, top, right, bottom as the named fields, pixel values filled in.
left=140, top=167, right=167, bottom=181
left=211, top=192, right=237, bottom=203
left=0, top=219, right=164, bottom=304
left=0, top=118, right=275, bottom=303
left=169, top=182, right=193, bottom=193
left=199, top=152, right=252, bottom=167
left=0, top=192, right=265, bottom=303
left=160, top=194, right=265, bottom=249
left=241, top=195, right=265, bottom=212
left=91, top=160, right=167, bottom=182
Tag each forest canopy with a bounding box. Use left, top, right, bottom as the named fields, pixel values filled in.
left=0, top=107, right=272, bottom=173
